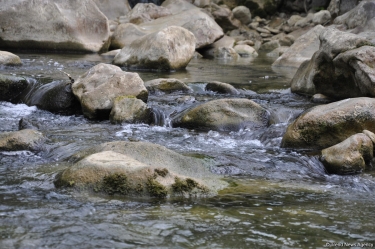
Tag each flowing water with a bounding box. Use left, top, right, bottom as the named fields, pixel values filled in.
left=1, top=52, right=375, bottom=248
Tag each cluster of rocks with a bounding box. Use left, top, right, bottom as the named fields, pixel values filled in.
left=2, top=0, right=375, bottom=199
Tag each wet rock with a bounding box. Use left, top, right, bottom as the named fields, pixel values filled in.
left=312, top=10, right=331, bottom=25
left=100, top=49, right=121, bottom=57
left=0, top=51, right=22, bottom=66
left=321, top=133, right=373, bottom=175
left=109, top=96, right=152, bottom=124
left=172, top=98, right=270, bottom=131
left=232, top=6, right=252, bottom=25
left=272, top=25, right=324, bottom=68
left=233, top=44, right=258, bottom=57
left=113, top=26, right=196, bottom=71
left=144, top=78, right=191, bottom=93
left=0, top=0, right=110, bottom=52
left=290, top=28, right=375, bottom=99
left=0, top=74, right=29, bottom=102
left=119, top=3, right=171, bottom=24
left=93, top=0, right=131, bottom=20
left=205, top=81, right=239, bottom=95
left=55, top=141, right=228, bottom=198
left=21, top=80, right=80, bottom=115
left=72, top=63, right=148, bottom=119
left=0, top=129, right=45, bottom=152
left=18, top=118, right=39, bottom=130
left=281, top=97, right=375, bottom=150
left=290, top=60, right=316, bottom=96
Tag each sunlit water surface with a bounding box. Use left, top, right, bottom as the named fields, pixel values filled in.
left=1, top=52, right=375, bottom=248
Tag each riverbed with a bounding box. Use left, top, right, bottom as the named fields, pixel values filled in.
left=1, top=52, right=375, bottom=248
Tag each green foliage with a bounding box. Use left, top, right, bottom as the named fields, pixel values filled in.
left=101, top=173, right=130, bottom=195
left=154, top=168, right=169, bottom=177
left=146, top=178, right=168, bottom=198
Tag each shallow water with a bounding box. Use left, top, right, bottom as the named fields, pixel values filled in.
left=1, top=52, right=375, bottom=248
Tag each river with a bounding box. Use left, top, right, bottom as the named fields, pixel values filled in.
left=1, top=52, right=375, bottom=248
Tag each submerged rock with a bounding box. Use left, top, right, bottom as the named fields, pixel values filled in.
left=172, top=98, right=270, bottom=131
left=113, top=26, right=196, bottom=71
left=0, top=129, right=45, bottom=152
left=282, top=97, right=375, bottom=150
left=72, top=63, right=148, bottom=119
left=205, top=81, right=239, bottom=95
left=0, top=51, right=22, bottom=66
left=0, top=74, right=29, bottom=102
left=0, top=0, right=110, bottom=52
left=55, top=141, right=227, bottom=198
left=321, top=133, right=373, bottom=175
left=144, top=78, right=191, bottom=93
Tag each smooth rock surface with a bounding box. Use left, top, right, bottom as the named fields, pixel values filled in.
left=113, top=26, right=196, bottom=71
left=0, top=0, right=110, bottom=52
left=172, top=98, right=270, bottom=131
left=282, top=97, right=375, bottom=149
left=321, top=133, right=373, bottom=175
left=72, top=63, right=148, bottom=119
left=144, top=78, right=191, bottom=93
left=109, top=96, right=152, bottom=124
left=0, top=129, right=45, bottom=152
left=0, top=51, right=22, bottom=66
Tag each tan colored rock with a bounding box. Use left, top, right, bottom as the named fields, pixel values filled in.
left=205, top=81, right=239, bottom=95
left=113, top=26, right=196, bottom=71
left=119, top=3, right=171, bottom=24
left=281, top=97, right=375, bottom=149
left=55, top=141, right=228, bottom=197
left=109, top=97, right=152, bottom=124
left=0, top=51, right=22, bottom=66
left=72, top=63, right=148, bottom=119
left=321, top=133, right=373, bottom=175
left=144, top=78, right=191, bottom=93
left=172, top=98, right=270, bottom=131
left=0, top=129, right=45, bottom=151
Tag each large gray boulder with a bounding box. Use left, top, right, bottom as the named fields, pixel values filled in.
left=111, top=4, right=223, bottom=50
left=113, top=26, right=196, bottom=71
left=172, top=98, right=270, bottom=131
left=0, top=0, right=110, bottom=52
left=55, top=141, right=228, bottom=198
left=72, top=63, right=148, bottom=119
left=333, top=0, right=375, bottom=34
left=93, top=0, right=131, bottom=20
left=0, top=129, right=45, bottom=152
left=272, top=25, right=324, bottom=69
left=0, top=74, right=29, bottom=102
left=281, top=97, right=375, bottom=150
left=328, top=0, right=359, bottom=18
left=290, top=28, right=375, bottom=98
left=0, top=51, right=22, bottom=66
left=321, top=133, right=373, bottom=175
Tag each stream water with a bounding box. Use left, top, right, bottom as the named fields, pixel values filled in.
left=1, top=52, right=375, bottom=248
